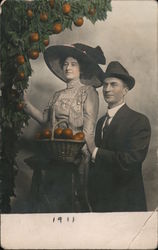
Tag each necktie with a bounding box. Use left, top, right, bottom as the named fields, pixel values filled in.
left=102, top=113, right=111, bottom=137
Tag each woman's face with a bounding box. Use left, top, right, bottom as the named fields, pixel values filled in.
left=63, top=57, right=80, bottom=81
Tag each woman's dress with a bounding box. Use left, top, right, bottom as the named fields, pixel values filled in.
left=30, top=80, right=99, bottom=213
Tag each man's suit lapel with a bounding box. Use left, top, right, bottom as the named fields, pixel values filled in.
left=102, top=104, right=129, bottom=142
left=95, top=115, right=106, bottom=147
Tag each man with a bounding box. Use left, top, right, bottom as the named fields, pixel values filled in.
left=87, top=61, right=151, bottom=212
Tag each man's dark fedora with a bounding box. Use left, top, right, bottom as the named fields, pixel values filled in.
left=102, top=61, right=135, bottom=90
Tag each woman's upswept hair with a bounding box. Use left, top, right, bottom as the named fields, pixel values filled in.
left=60, top=55, right=98, bottom=79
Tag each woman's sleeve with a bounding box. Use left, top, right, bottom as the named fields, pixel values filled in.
left=43, top=92, right=57, bottom=124
left=83, top=87, right=99, bottom=141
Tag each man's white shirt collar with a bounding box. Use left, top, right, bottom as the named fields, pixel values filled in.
left=107, top=102, right=125, bottom=118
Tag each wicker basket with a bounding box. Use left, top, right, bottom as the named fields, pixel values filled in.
left=37, top=120, right=85, bottom=163
left=50, top=138, right=84, bottom=162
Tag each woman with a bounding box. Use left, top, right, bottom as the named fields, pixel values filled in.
left=24, top=43, right=105, bottom=213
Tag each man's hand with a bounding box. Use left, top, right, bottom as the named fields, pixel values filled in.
left=86, top=137, right=96, bottom=155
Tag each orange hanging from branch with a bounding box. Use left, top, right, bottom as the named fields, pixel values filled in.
left=74, top=17, right=84, bottom=27
left=27, top=9, right=33, bottom=18
left=53, top=23, right=62, bottom=34
left=16, top=55, right=25, bottom=65
left=30, top=32, right=39, bottom=42
left=49, top=0, right=55, bottom=8
left=40, top=13, right=48, bottom=22
left=43, top=39, right=49, bottom=47
left=88, top=7, right=96, bottom=16
left=18, top=71, right=25, bottom=79
left=17, top=102, right=25, bottom=111
left=62, top=3, right=71, bottom=14
left=29, top=50, right=39, bottom=60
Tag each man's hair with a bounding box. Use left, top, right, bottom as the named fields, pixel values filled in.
left=122, top=80, right=129, bottom=90
left=103, top=76, right=129, bottom=90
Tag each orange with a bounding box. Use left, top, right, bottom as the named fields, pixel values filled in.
left=43, top=39, right=49, bottom=46
left=11, top=89, right=19, bottom=98
left=43, top=128, right=52, bottom=139
left=54, top=127, right=63, bottom=138
left=17, top=102, right=25, bottom=111
left=88, top=7, right=96, bottom=16
left=40, top=13, right=48, bottom=22
left=74, top=17, right=84, bottom=27
left=53, top=23, right=62, bottom=34
left=30, top=32, right=39, bottom=42
left=18, top=71, right=25, bottom=79
left=49, top=0, right=55, bottom=8
left=29, top=50, right=39, bottom=60
left=72, top=134, right=82, bottom=141
left=62, top=3, right=71, bottom=14
left=16, top=55, right=25, bottom=65
left=62, top=128, right=73, bottom=139
left=73, top=132, right=85, bottom=140
left=27, top=9, right=33, bottom=18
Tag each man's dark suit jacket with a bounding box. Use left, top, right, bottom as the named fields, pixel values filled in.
left=88, top=104, right=151, bottom=212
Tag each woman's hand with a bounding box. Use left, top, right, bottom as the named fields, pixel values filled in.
left=23, top=89, right=28, bottom=104
left=86, top=137, right=96, bottom=155
left=22, top=89, right=45, bottom=124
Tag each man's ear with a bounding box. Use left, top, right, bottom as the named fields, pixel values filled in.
left=123, top=86, right=129, bottom=96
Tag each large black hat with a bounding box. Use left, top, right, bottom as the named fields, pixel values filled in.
left=102, top=61, right=135, bottom=90
left=44, top=43, right=106, bottom=88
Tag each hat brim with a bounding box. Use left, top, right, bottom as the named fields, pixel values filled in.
left=103, top=73, right=135, bottom=90
left=43, top=45, right=104, bottom=88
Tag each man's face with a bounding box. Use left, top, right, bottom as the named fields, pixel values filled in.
left=102, top=77, right=128, bottom=108
left=63, top=57, right=80, bottom=81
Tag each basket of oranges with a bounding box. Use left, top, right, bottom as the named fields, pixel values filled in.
left=35, top=120, right=85, bottom=163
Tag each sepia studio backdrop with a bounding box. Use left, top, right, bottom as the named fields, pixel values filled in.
left=11, top=1, right=158, bottom=212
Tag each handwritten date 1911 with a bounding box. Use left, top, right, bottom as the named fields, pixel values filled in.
left=53, top=216, right=75, bottom=223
